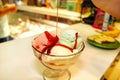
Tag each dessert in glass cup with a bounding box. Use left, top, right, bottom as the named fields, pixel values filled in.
left=32, top=30, right=85, bottom=80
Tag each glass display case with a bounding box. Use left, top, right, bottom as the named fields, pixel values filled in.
left=7, top=0, right=83, bottom=39
left=1, top=0, right=97, bottom=40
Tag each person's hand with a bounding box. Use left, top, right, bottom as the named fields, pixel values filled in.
left=91, top=0, right=120, bottom=19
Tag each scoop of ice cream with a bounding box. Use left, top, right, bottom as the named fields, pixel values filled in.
left=50, top=44, right=73, bottom=55
left=59, top=30, right=82, bottom=49
left=32, top=31, right=59, bottom=53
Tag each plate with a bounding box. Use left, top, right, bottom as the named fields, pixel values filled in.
left=87, top=39, right=120, bottom=49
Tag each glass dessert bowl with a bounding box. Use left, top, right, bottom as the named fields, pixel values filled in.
left=32, top=30, right=85, bottom=80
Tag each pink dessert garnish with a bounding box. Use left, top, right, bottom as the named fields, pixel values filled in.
left=32, top=31, right=59, bottom=53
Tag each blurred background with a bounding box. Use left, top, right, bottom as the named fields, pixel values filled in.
left=1, top=0, right=120, bottom=80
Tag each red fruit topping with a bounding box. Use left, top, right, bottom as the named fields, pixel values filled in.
left=32, top=31, right=59, bottom=53
left=45, top=31, right=57, bottom=42
left=73, top=32, right=78, bottom=49
left=44, top=31, right=59, bottom=46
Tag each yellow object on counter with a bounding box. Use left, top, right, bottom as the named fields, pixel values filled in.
left=87, top=34, right=115, bottom=44
left=102, top=27, right=120, bottom=38
left=96, top=26, right=120, bottom=38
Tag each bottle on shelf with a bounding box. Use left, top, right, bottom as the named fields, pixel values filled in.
left=81, top=0, right=97, bottom=24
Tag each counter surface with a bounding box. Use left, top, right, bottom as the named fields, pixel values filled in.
left=0, top=23, right=120, bottom=80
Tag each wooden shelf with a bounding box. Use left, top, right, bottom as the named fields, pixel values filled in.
left=17, top=5, right=81, bottom=21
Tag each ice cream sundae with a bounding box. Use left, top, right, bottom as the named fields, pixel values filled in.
left=32, top=30, right=85, bottom=80
left=32, top=30, right=84, bottom=69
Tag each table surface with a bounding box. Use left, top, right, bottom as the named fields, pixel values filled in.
left=0, top=23, right=120, bottom=80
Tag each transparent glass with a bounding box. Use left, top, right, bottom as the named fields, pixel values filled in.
left=32, top=40, right=85, bottom=80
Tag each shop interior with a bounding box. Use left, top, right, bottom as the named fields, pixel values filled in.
left=0, top=0, right=120, bottom=80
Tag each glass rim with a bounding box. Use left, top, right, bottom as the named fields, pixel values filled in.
left=32, top=41, right=85, bottom=57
